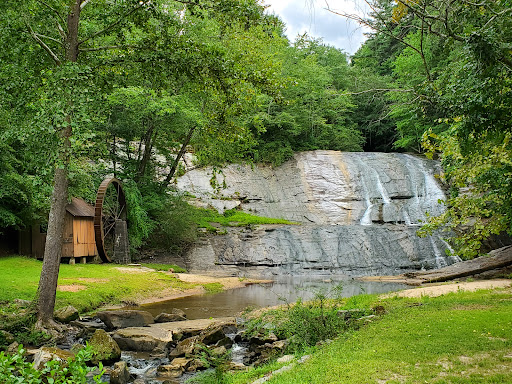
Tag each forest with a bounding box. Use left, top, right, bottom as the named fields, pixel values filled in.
left=0, top=0, right=511, bottom=265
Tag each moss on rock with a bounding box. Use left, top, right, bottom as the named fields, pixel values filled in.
left=89, top=329, right=121, bottom=365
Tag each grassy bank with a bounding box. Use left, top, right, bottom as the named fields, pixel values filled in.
left=0, top=256, right=195, bottom=313
left=204, top=284, right=512, bottom=384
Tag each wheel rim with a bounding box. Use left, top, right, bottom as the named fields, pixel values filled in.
left=94, top=177, right=127, bottom=262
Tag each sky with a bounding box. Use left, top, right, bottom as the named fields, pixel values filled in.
left=263, top=0, right=371, bottom=55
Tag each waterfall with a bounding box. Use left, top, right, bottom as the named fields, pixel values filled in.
left=401, top=154, right=446, bottom=223
left=355, top=156, right=391, bottom=226
left=429, top=236, right=447, bottom=269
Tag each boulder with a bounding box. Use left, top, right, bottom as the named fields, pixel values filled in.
left=249, top=332, right=278, bottom=347
left=54, top=305, right=79, bottom=323
left=113, top=326, right=173, bottom=352
left=88, top=329, right=121, bottom=365
left=226, top=361, right=247, bottom=371
left=215, top=336, right=233, bottom=349
left=169, top=336, right=199, bottom=358
left=112, top=317, right=235, bottom=352
left=276, top=355, right=294, bottom=364
left=199, top=325, right=226, bottom=345
left=187, top=358, right=207, bottom=372
left=298, top=355, right=311, bottom=363
left=71, top=317, right=107, bottom=338
left=96, top=310, right=154, bottom=330
left=13, top=299, right=31, bottom=308
left=158, top=357, right=192, bottom=378
left=211, top=345, right=227, bottom=357
left=149, top=346, right=168, bottom=358
left=152, top=317, right=236, bottom=339
left=32, top=347, right=74, bottom=370
left=271, top=340, right=288, bottom=351
left=6, top=341, right=19, bottom=355
left=110, top=361, right=130, bottom=384
left=154, top=308, right=187, bottom=323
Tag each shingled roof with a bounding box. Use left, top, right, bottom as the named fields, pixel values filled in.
left=65, top=197, right=95, bottom=218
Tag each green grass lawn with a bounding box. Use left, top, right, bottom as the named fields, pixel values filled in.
left=0, top=256, right=196, bottom=313
left=210, top=286, right=512, bottom=384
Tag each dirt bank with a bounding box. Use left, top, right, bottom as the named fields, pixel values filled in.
left=381, top=279, right=511, bottom=299
left=124, top=271, right=271, bottom=306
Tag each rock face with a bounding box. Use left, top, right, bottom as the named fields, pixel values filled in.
left=178, top=151, right=460, bottom=276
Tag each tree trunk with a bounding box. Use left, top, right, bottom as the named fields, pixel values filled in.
left=136, top=122, right=157, bottom=182
left=405, top=245, right=512, bottom=283
left=35, top=162, right=69, bottom=325
left=35, top=0, right=81, bottom=327
left=35, top=123, right=72, bottom=326
left=161, top=125, right=196, bottom=189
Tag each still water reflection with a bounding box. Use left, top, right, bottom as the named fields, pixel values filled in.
left=138, top=277, right=407, bottom=319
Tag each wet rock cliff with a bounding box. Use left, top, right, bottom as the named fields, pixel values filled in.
left=177, top=151, right=460, bottom=276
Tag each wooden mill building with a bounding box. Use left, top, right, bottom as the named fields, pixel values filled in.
left=18, top=197, right=98, bottom=263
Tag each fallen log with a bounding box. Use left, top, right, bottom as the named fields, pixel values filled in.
left=405, top=245, right=512, bottom=283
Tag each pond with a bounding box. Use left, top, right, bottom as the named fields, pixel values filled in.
left=136, top=276, right=407, bottom=319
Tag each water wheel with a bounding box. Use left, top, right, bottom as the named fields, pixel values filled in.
left=94, top=177, right=127, bottom=262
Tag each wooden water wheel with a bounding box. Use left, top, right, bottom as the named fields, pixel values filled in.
left=94, top=177, right=127, bottom=262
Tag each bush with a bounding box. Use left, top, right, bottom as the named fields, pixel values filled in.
left=147, top=193, right=199, bottom=253
left=0, top=344, right=105, bottom=384
left=123, top=180, right=155, bottom=251
left=244, top=284, right=372, bottom=352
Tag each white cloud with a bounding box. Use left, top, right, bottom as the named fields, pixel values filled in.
left=263, top=0, right=371, bottom=55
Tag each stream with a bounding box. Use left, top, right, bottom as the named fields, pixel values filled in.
left=114, top=277, right=407, bottom=383
left=136, top=276, right=407, bottom=319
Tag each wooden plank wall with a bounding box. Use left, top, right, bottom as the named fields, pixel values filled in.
left=73, top=218, right=98, bottom=257
left=32, top=225, right=46, bottom=259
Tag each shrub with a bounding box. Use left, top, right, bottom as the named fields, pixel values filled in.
left=244, top=284, right=373, bottom=352
left=0, top=344, right=105, bottom=384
